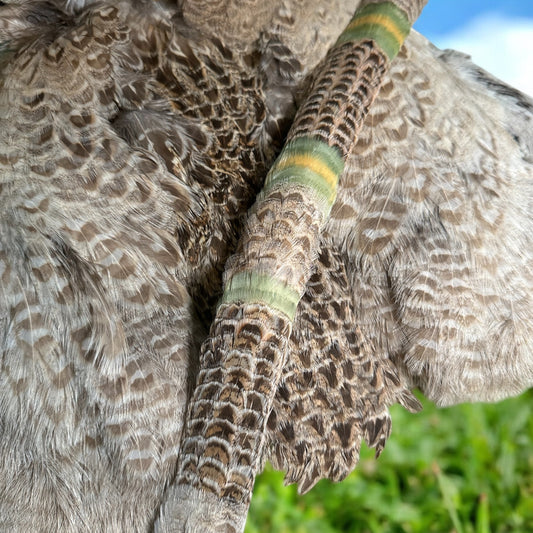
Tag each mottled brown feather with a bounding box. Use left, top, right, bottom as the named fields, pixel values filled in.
left=0, top=1, right=532, bottom=533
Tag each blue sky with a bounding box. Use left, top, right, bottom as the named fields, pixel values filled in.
left=412, top=1, right=533, bottom=96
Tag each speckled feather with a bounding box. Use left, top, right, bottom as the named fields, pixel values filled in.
left=0, top=1, right=532, bottom=532
left=326, top=33, right=533, bottom=406
left=169, top=2, right=427, bottom=529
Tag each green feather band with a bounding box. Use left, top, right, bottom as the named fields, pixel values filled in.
left=220, top=271, right=301, bottom=320
left=336, top=1, right=412, bottom=59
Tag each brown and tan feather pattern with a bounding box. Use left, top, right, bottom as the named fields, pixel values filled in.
left=0, top=1, right=291, bottom=531
left=165, top=1, right=428, bottom=530
left=0, top=1, right=359, bottom=530
left=325, top=32, right=533, bottom=407
left=266, top=238, right=422, bottom=495
left=1, top=0, right=532, bottom=532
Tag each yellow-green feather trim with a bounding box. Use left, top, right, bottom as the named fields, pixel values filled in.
left=262, top=136, right=344, bottom=216
left=336, top=1, right=412, bottom=60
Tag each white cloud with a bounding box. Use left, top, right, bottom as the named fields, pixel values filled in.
left=429, top=14, right=533, bottom=97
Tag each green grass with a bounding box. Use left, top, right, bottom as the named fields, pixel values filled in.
left=247, top=389, right=533, bottom=533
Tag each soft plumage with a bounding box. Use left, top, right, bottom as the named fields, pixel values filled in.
left=0, top=0, right=531, bottom=532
